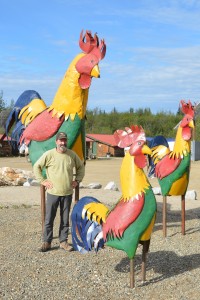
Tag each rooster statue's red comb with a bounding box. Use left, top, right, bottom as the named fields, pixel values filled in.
left=180, top=100, right=195, bottom=118
left=114, top=125, right=146, bottom=148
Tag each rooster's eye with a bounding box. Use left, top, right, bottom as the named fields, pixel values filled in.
left=138, top=141, right=141, bottom=145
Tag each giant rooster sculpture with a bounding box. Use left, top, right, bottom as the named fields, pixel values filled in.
left=150, top=100, right=195, bottom=237
left=3, top=30, right=106, bottom=164
left=71, top=125, right=157, bottom=288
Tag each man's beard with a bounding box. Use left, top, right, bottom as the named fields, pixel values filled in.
left=57, top=145, right=67, bottom=152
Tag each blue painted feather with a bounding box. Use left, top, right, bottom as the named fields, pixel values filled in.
left=71, top=196, right=105, bottom=253
left=148, top=135, right=169, bottom=178
left=5, top=90, right=42, bottom=147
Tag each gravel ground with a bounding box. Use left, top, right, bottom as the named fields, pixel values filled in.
left=0, top=202, right=200, bottom=300
left=1, top=157, right=200, bottom=299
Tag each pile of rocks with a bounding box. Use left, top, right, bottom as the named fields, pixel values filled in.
left=80, top=181, right=119, bottom=191
left=0, top=167, right=35, bottom=186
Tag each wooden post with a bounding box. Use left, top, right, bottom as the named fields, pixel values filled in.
left=141, top=241, right=149, bottom=282
left=163, top=196, right=167, bottom=237
left=181, top=195, right=185, bottom=235
left=75, top=183, right=79, bottom=203
left=130, top=258, right=135, bottom=288
left=40, top=185, right=46, bottom=233
left=141, top=251, right=146, bottom=282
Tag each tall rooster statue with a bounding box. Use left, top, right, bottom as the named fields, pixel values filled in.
left=3, top=30, right=106, bottom=164
left=150, top=100, right=195, bottom=237
left=71, top=125, right=157, bottom=288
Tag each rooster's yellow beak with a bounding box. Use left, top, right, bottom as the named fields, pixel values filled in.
left=91, top=65, right=100, bottom=78
left=189, top=119, right=194, bottom=129
left=142, top=144, right=152, bottom=155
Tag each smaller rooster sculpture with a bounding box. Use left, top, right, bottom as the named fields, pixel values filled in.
left=71, top=125, right=157, bottom=288
left=150, top=100, right=195, bottom=236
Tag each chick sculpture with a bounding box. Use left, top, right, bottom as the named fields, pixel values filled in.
left=150, top=100, right=195, bottom=236
left=4, top=30, right=106, bottom=164
left=71, top=126, right=157, bottom=288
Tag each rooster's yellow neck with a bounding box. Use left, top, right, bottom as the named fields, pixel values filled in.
left=120, top=152, right=150, bottom=201
left=48, top=53, right=88, bottom=120
left=170, top=126, right=191, bottom=159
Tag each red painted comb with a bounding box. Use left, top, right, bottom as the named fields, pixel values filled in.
left=79, top=29, right=106, bottom=60
left=79, top=30, right=98, bottom=53
left=180, top=100, right=195, bottom=117
left=114, top=125, right=146, bottom=148
left=130, top=125, right=145, bottom=136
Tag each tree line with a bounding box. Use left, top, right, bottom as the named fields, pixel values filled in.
left=0, top=91, right=199, bottom=140
left=86, top=107, right=200, bottom=140
left=0, top=91, right=14, bottom=132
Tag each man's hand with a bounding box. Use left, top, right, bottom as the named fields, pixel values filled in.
left=42, top=180, right=53, bottom=189
left=72, top=180, right=79, bottom=189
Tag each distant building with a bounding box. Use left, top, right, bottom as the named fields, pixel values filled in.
left=0, top=134, right=12, bottom=156
left=191, top=141, right=200, bottom=161
left=86, top=134, right=124, bottom=159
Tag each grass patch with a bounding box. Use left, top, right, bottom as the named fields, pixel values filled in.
left=11, top=204, right=32, bottom=209
left=0, top=205, right=9, bottom=209
left=11, top=205, right=20, bottom=209
left=21, top=204, right=32, bottom=208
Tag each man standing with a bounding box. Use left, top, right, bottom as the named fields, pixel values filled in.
left=33, top=132, right=85, bottom=252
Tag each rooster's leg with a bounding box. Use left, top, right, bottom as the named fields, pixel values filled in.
left=141, top=240, right=150, bottom=282
left=181, top=195, right=185, bottom=235
left=40, top=185, right=46, bottom=235
left=130, top=258, right=135, bottom=288
left=163, top=196, right=167, bottom=237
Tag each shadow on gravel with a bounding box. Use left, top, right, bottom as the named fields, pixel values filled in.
left=115, top=251, right=200, bottom=286
left=153, top=202, right=200, bottom=235
left=38, top=245, right=59, bottom=252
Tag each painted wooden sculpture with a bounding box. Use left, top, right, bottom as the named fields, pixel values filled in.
left=71, top=125, right=157, bottom=288
left=150, top=100, right=195, bottom=237
left=3, top=30, right=106, bottom=230
left=4, top=30, right=106, bottom=164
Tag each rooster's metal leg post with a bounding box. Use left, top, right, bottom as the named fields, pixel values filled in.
left=40, top=185, right=46, bottom=234
left=163, top=196, right=167, bottom=237
left=141, top=240, right=150, bottom=282
left=181, top=195, right=185, bottom=235
left=130, top=258, right=135, bottom=288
